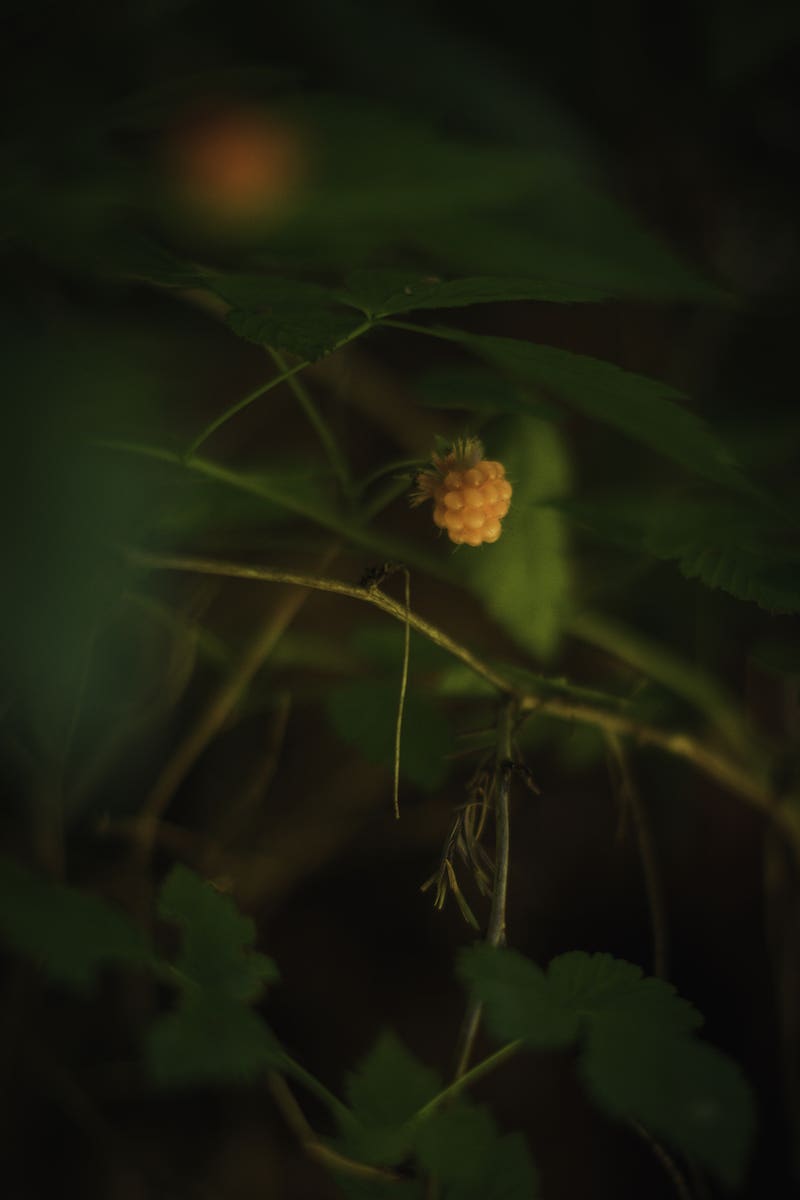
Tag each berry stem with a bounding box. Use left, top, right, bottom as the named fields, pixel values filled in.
left=268, top=348, right=354, bottom=500
left=183, top=319, right=373, bottom=461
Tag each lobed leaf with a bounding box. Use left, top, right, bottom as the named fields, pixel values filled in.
left=145, top=996, right=284, bottom=1086
left=158, top=864, right=278, bottom=1002
left=343, top=1031, right=441, bottom=1166
left=0, top=856, right=152, bottom=991
left=457, top=945, right=579, bottom=1050
left=206, top=273, right=368, bottom=360
left=581, top=1020, right=755, bottom=1189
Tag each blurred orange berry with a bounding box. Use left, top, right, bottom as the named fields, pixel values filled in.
left=165, top=105, right=305, bottom=222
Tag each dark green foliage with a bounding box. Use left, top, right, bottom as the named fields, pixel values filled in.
left=581, top=1021, right=754, bottom=1190
left=325, top=680, right=453, bottom=790
left=344, top=270, right=611, bottom=317
left=450, top=416, right=571, bottom=660
left=157, top=864, right=278, bottom=1000
left=340, top=1032, right=540, bottom=1196
left=414, top=365, right=559, bottom=420
left=343, top=1031, right=441, bottom=1165
left=146, top=996, right=283, bottom=1086
left=443, top=330, right=746, bottom=490
left=146, top=866, right=282, bottom=1086
left=0, top=856, right=152, bottom=991
left=561, top=496, right=800, bottom=614
left=209, top=274, right=366, bottom=360
left=459, top=946, right=755, bottom=1188
left=457, top=946, right=581, bottom=1050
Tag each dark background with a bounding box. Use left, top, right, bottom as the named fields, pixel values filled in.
left=1, top=1, right=799, bottom=1197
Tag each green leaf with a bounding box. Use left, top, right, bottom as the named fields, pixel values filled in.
left=325, top=680, right=453, bottom=790
left=457, top=945, right=579, bottom=1050
left=206, top=274, right=367, bottom=360
left=437, top=328, right=745, bottom=490
left=148, top=867, right=282, bottom=1087
left=459, top=946, right=755, bottom=1189
left=414, top=366, right=559, bottom=420
left=643, top=503, right=800, bottom=614
left=451, top=416, right=571, bottom=660
left=414, top=1101, right=497, bottom=1187
left=158, top=865, right=278, bottom=1001
left=145, top=996, right=284, bottom=1086
left=546, top=952, right=702, bottom=1036
left=581, top=1021, right=755, bottom=1189
left=345, top=270, right=610, bottom=318
left=0, top=856, right=152, bottom=991
left=562, top=497, right=800, bottom=615
left=343, top=1031, right=441, bottom=1166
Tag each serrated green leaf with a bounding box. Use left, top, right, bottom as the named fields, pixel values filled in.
left=580, top=1021, right=755, bottom=1189
left=435, top=328, right=745, bottom=490
left=457, top=945, right=579, bottom=1050
left=644, top=504, right=800, bottom=614
left=204, top=273, right=368, bottom=360
left=145, top=995, right=284, bottom=1086
left=450, top=416, right=571, bottom=660
left=547, top=952, right=702, bottom=1035
left=562, top=496, right=800, bottom=615
left=414, top=366, right=559, bottom=420
left=0, top=856, right=152, bottom=991
left=343, top=1032, right=441, bottom=1166
left=414, top=1101, right=497, bottom=1186
left=345, top=270, right=610, bottom=318
left=158, top=865, right=278, bottom=1001
left=325, top=680, right=453, bottom=790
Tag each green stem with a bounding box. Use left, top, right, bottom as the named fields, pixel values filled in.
left=268, top=348, right=353, bottom=498
left=102, top=439, right=443, bottom=577
left=280, top=1053, right=352, bottom=1125
left=356, top=457, right=424, bottom=497
left=184, top=320, right=373, bottom=460
left=412, top=1041, right=523, bottom=1125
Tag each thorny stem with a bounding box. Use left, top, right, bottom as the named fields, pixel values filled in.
left=123, top=550, right=794, bottom=851
left=453, top=700, right=515, bottom=1081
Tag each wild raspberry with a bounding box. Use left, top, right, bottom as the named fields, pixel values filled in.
left=411, top=437, right=512, bottom=546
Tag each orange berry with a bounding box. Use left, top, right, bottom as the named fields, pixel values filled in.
left=411, top=438, right=511, bottom=547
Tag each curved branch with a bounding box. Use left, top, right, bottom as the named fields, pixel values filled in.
left=125, top=550, right=791, bottom=842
